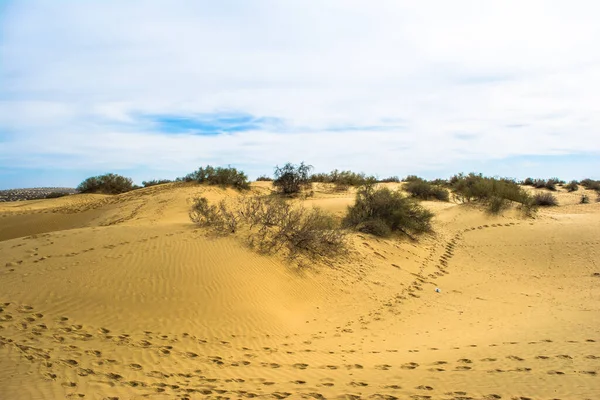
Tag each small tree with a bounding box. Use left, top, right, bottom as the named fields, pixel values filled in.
left=273, top=162, right=313, bottom=195
left=77, top=173, right=134, bottom=194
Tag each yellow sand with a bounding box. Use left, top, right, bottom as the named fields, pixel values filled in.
left=0, top=183, right=598, bottom=399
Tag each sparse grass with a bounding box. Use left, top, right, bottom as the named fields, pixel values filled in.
left=177, top=165, right=250, bottom=190
left=404, top=178, right=449, bottom=201
left=190, top=195, right=346, bottom=259
left=533, top=192, right=558, bottom=206
left=273, top=162, right=313, bottom=196
left=343, top=182, right=433, bottom=238
left=450, top=173, right=534, bottom=215
left=142, top=179, right=173, bottom=187
left=77, top=173, right=135, bottom=194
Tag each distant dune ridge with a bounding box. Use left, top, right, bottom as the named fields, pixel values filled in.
left=0, top=179, right=599, bottom=399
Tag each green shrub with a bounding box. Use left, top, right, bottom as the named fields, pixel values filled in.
left=343, top=183, right=433, bottom=238
left=580, top=194, right=590, bottom=204
left=533, top=192, right=558, bottom=206
left=378, top=176, right=401, bottom=183
left=178, top=165, right=250, bottom=190
left=45, top=192, right=70, bottom=199
left=488, top=196, right=510, bottom=214
left=404, top=175, right=422, bottom=182
left=273, top=162, right=313, bottom=195
left=255, top=175, right=273, bottom=182
left=581, top=179, right=600, bottom=191
left=450, top=173, right=533, bottom=214
left=523, top=177, right=534, bottom=186
left=77, top=173, right=134, bottom=194
left=310, top=169, right=375, bottom=190
left=565, top=180, right=579, bottom=192
left=404, top=178, right=449, bottom=201
left=142, top=179, right=172, bottom=187
left=355, top=219, right=392, bottom=237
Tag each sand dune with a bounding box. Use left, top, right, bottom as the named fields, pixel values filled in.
left=1, top=183, right=599, bottom=399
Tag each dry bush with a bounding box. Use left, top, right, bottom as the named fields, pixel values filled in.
left=255, top=175, right=273, bottom=181
left=273, top=162, right=313, bottom=196
left=533, top=192, right=558, bottom=206
left=580, top=194, right=590, bottom=204
left=190, top=195, right=346, bottom=259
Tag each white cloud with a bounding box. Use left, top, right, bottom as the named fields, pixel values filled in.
left=1, top=0, right=600, bottom=183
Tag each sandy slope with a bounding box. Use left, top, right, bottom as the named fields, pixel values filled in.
left=0, top=183, right=599, bottom=399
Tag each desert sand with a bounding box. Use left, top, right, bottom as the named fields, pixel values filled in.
left=0, top=182, right=599, bottom=400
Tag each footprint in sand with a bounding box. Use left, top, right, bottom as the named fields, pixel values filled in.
left=293, top=363, right=309, bottom=369
left=401, top=362, right=419, bottom=370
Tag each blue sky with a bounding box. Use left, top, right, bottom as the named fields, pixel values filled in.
left=1, top=0, right=600, bottom=189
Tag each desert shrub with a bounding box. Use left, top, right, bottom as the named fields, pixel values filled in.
left=379, top=176, right=401, bottom=183
left=178, top=165, right=250, bottom=190
left=355, top=219, right=392, bottom=237
left=190, top=195, right=345, bottom=258
left=488, top=196, right=510, bottom=214
left=533, top=192, right=558, bottom=206
left=273, top=162, right=313, bottom=195
left=77, top=173, right=134, bottom=194
left=564, top=180, right=579, bottom=192
left=404, top=175, right=422, bottom=182
left=581, top=179, right=600, bottom=191
left=255, top=175, right=273, bottom=182
left=343, top=183, right=433, bottom=238
left=404, top=178, right=449, bottom=201
left=189, top=197, right=239, bottom=233
left=580, top=194, right=590, bottom=204
left=310, top=170, right=375, bottom=190
left=45, top=192, right=69, bottom=199
left=545, top=179, right=558, bottom=191
left=142, top=179, right=172, bottom=187
left=450, top=173, right=533, bottom=214
left=430, top=178, right=449, bottom=187
left=523, top=177, right=534, bottom=186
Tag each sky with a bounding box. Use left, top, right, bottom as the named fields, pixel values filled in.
left=1, top=0, right=599, bottom=189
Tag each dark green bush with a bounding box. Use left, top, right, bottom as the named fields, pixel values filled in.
left=310, top=169, right=375, bottom=190
left=565, top=180, right=579, bottom=192
left=404, top=178, right=449, bottom=201
left=142, top=179, right=172, bottom=187
left=77, top=173, right=134, bottom=194
left=523, top=177, right=534, bottom=186
left=255, top=175, right=273, bottom=182
left=178, top=165, right=250, bottom=190
left=404, top=175, right=422, bottom=182
left=343, top=183, right=433, bottom=238
left=378, top=176, right=401, bottom=183
left=533, top=192, right=558, bottom=206
left=355, top=219, right=392, bottom=237
left=45, top=192, right=70, bottom=199
left=581, top=179, right=600, bottom=191
left=273, top=162, right=313, bottom=195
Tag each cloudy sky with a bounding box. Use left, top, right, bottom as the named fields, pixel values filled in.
left=1, top=0, right=599, bottom=189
